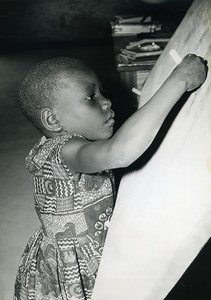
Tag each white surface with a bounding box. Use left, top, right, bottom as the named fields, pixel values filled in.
left=92, top=0, right=211, bottom=299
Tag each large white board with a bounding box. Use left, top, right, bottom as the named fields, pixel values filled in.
left=92, top=0, right=211, bottom=299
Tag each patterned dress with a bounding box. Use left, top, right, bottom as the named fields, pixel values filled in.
left=14, top=134, right=115, bottom=300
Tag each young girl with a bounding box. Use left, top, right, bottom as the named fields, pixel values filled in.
left=14, top=55, right=207, bottom=300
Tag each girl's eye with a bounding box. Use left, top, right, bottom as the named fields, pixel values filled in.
left=85, top=94, right=96, bottom=102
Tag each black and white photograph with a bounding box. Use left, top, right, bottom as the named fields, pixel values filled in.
left=0, top=0, right=211, bottom=299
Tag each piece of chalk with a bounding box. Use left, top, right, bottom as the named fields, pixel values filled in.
left=132, top=87, right=142, bottom=96
left=169, top=49, right=182, bottom=64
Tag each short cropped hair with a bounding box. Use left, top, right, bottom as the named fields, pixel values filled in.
left=18, top=57, right=89, bottom=133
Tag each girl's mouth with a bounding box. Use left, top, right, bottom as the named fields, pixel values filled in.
left=105, top=111, right=115, bottom=124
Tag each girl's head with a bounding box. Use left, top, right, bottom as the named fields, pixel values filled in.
left=19, top=57, right=115, bottom=140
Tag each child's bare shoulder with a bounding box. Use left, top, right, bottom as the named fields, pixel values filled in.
left=61, top=134, right=113, bottom=174
left=62, top=134, right=90, bottom=159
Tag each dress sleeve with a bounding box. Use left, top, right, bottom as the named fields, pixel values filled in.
left=26, top=134, right=84, bottom=174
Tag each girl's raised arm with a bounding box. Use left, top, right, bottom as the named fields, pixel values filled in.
left=62, top=54, right=207, bottom=174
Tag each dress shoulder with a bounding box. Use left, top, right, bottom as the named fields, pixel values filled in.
left=25, top=134, right=84, bottom=174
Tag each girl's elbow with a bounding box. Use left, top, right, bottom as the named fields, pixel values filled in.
left=109, top=138, right=138, bottom=169
left=111, top=147, right=134, bottom=169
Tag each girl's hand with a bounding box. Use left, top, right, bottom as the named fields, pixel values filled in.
left=172, top=54, right=208, bottom=91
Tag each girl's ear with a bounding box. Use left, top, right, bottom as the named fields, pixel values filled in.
left=41, top=108, right=63, bottom=132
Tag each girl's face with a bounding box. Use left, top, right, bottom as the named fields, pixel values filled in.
left=55, top=69, right=115, bottom=141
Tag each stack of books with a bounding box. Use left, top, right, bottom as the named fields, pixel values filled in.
left=111, top=15, right=162, bottom=37
left=120, top=38, right=170, bottom=60
left=117, top=38, right=170, bottom=71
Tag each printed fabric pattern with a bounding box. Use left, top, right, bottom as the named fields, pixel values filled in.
left=14, top=134, right=115, bottom=300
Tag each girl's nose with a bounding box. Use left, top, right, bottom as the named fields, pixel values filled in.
left=101, top=96, right=112, bottom=110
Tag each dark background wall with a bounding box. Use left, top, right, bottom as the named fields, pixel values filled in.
left=0, top=0, right=193, bottom=48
